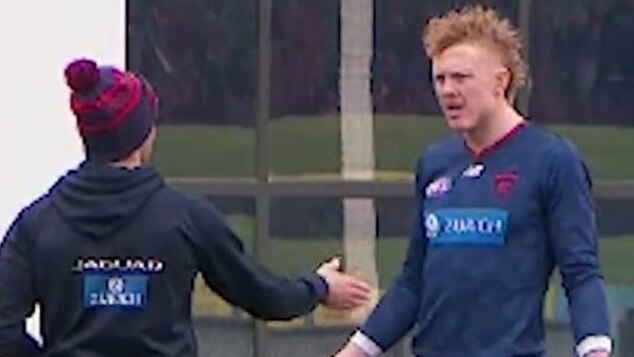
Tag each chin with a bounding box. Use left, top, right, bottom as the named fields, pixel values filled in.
left=445, top=119, right=474, bottom=132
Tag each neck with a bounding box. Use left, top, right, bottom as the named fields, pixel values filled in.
left=109, top=152, right=143, bottom=169
left=464, top=103, right=524, bottom=153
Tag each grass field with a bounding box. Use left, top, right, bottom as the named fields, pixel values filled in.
left=154, top=114, right=634, bottom=180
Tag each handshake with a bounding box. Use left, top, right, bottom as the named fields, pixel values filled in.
left=315, top=257, right=372, bottom=310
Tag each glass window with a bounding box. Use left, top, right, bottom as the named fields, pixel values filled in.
left=127, top=0, right=257, bottom=178
left=269, top=1, right=341, bottom=178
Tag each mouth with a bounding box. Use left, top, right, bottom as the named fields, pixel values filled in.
left=443, top=104, right=464, bottom=119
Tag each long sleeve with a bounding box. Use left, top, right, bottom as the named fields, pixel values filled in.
left=184, top=198, right=327, bottom=321
left=355, top=159, right=428, bottom=353
left=543, top=141, right=611, bottom=351
left=0, top=212, right=41, bottom=357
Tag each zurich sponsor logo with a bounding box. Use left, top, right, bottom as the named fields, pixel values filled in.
left=83, top=274, right=148, bottom=309
left=423, top=208, right=508, bottom=245
left=425, top=176, right=452, bottom=198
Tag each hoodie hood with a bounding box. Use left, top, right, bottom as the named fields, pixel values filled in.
left=52, top=162, right=164, bottom=238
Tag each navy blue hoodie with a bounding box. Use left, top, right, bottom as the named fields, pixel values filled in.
left=0, top=163, right=327, bottom=357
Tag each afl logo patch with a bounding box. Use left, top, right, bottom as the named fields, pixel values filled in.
left=425, top=177, right=452, bottom=198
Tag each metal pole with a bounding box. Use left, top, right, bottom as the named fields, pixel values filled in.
left=340, top=0, right=380, bottom=324
left=254, top=0, right=272, bottom=355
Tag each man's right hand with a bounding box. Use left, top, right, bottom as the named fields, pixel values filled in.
left=316, top=257, right=371, bottom=310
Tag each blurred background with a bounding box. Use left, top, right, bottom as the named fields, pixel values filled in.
left=127, top=0, right=634, bottom=356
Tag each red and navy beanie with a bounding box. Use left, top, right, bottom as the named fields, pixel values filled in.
left=64, top=58, right=159, bottom=163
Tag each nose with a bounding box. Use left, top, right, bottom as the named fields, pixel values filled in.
left=436, top=79, right=457, bottom=98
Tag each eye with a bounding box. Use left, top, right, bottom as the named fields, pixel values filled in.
left=451, top=73, right=470, bottom=83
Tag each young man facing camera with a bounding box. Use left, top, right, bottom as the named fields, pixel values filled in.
left=335, top=6, right=611, bottom=357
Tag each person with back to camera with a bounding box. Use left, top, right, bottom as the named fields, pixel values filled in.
left=0, top=58, right=371, bottom=357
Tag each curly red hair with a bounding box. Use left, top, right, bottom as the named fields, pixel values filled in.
left=422, top=5, right=528, bottom=101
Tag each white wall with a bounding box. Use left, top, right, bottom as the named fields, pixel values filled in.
left=0, top=0, right=125, bottom=341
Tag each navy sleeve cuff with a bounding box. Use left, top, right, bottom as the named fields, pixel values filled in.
left=307, top=274, right=329, bottom=301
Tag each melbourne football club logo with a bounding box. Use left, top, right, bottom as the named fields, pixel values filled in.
left=494, top=172, right=518, bottom=197
left=425, top=176, right=452, bottom=198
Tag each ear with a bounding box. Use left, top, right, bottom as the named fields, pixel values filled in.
left=494, top=67, right=511, bottom=97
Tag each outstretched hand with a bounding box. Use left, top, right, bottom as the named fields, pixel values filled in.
left=317, top=257, right=371, bottom=310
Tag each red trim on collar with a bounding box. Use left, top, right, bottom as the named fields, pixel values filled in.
left=465, top=122, right=526, bottom=159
